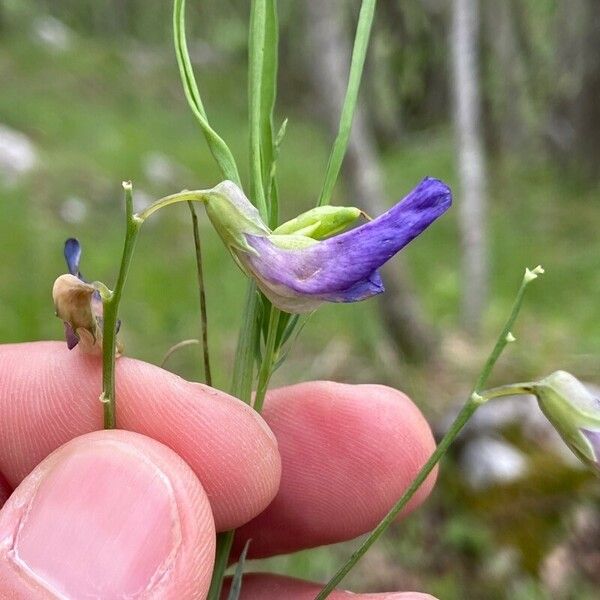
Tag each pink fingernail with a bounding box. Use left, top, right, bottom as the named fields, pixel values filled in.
left=9, top=443, right=181, bottom=598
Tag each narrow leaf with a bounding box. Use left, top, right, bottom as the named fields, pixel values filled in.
left=173, top=0, right=241, bottom=184
left=317, top=0, right=377, bottom=207
left=248, top=0, right=268, bottom=219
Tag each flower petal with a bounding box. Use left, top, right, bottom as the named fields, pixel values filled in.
left=244, top=177, right=450, bottom=310
left=582, top=429, right=600, bottom=466
left=64, top=238, right=82, bottom=277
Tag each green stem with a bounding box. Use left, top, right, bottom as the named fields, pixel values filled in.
left=207, top=301, right=280, bottom=600
left=472, top=267, right=542, bottom=393
left=160, top=339, right=200, bottom=369
left=482, top=382, right=535, bottom=400
left=207, top=530, right=235, bottom=600
left=188, top=202, right=212, bottom=386
left=315, top=397, right=479, bottom=600
left=101, top=182, right=142, bottom=429
left=253, top=307, right=281, bottom=413
left=316, top=266, right=543, bottom=598
left=136, top=189, right=207, bottom=222
left=230, top=284, right=260, bottom=402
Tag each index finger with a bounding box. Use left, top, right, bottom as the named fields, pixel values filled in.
left=0, top=342, right=281, bottom=531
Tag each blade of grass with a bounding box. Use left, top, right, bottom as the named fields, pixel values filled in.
left=317, top=0, right=377, bottom=207
left=261, top=0, right=279, bottom=227
left=248, top=0, right=268, bottom=219
left=173, top=0, right=241, bottom=184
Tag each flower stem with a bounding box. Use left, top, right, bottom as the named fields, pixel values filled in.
left=101, top=182, right=142, bottom=429
left=316, top=266, right=543, bottom=598
left=253, top=306, right=281, bottom=413
left=188, top=201, right=212, bottom=386
left=207, top=530, right=235, bottom=600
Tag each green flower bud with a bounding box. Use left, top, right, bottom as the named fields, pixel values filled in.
left=273, top=206, right=362, bottom=239
left=532, top=371, right=600, bottom=472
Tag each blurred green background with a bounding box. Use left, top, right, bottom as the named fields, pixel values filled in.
left=1, top=1, right=599, bottom=598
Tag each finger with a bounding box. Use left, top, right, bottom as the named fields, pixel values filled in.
left=234, top=382, right=436, bottom=557
left=222, top=574, right=437, bottom=599
left=0, top=430, right=215, bottom=599
left=0, top=473, right=10, bottom=507
left=0, top=342, right=280, bottom=531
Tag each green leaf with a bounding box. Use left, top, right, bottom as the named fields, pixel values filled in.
left=227, top=539, right=252, bottom=600
left=248, top=0, right=268, bottom=219
left=261, top=0, right=280, bottom=228
left=317, top=0, right=377, bottom=207
left=173, top=0, right=241, bottom=185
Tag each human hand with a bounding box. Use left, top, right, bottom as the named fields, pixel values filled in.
left=0, top=342, right=437, bottom=599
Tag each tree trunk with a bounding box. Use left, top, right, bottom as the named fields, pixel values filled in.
left=549, top=0, right=600, bottom=177
left=482, top=0, right=534, bottom=154
left=303, top=0, right=437, bottom=364
left=451, top=0, right=489, bottom=335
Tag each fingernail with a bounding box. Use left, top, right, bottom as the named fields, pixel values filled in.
left=6, top=441, right=181, bottom=597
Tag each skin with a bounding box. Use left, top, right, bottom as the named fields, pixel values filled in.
left=0, top=342, right=438, bottom=599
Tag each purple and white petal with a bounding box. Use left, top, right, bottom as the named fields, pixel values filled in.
left=242, top=177, right=451, bottom=311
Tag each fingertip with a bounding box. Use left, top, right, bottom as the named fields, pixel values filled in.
left=0, top=430, right=215, bottom=599
left=235, top=381, right=437, bottom=557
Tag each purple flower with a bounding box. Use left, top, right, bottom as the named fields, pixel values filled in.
left=206, top=177, right=452, bottom=313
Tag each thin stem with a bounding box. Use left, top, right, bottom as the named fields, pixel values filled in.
left=188, top=202, right=212, bottom=386
left=472, top=267, right=542, bottom=393
left=482, top=382, right=534, bottom=400
left=316, top=266, right=543, bottom=597
left=253, top=307, right=281, bottom=413
left=160, top=339, right=200, bottom=369
left=315, top=398, right=479, bottom=600
left=230, top=284, right=260, bottom=402
left=101, top=182, right=142, bottom=429
left=136, top=189, right=207, bottom=222
left=207, top=530, right=235, bottom=600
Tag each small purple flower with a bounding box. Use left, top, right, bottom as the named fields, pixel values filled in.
left=205, top=177, right=452, bottom=313
left=52, top=238, right=108, bottom=353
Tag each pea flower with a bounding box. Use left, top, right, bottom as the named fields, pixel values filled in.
left=52, top=238, right=110, bottom=354
left=532, top=371, right=600, bottom=473
left=201, top=177, right=452, bottom=313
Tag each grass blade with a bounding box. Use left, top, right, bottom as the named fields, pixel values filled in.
left=317, top=0, right=377, bottom=207
left=248, top=0, right=268, bottom=218
left=261, top=0, right=279, bottom=227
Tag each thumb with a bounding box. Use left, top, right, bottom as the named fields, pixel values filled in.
left=0, top=430, right=215, bottom=599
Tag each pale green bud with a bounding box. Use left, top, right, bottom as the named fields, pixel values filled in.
left=273, top=206, right=362, bottom=240
left=532, top=371, right=600, bottom=472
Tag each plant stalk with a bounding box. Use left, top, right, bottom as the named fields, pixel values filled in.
left=101, top=182, right=142, bottom=429
left=316, top=266, right=543, bottom=597
left=188, top=201, right=212, bottom=386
